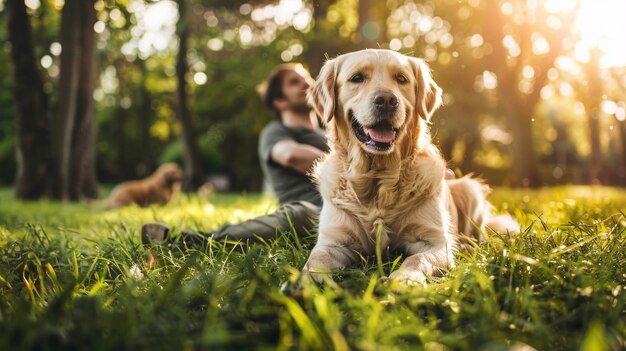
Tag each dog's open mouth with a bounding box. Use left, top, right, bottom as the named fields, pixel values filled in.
left=350, top=112, right=399, bottom=152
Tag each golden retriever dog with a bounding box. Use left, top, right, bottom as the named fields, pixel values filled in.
left=106, top=163, right=182, bottom=208
left=303, top=49, right=518, bottom=285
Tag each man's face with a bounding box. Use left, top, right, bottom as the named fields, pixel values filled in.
left=278, top=69, right=311, bottom=112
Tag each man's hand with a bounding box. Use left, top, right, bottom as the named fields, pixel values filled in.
left=271, top=140, right=325, bottom=174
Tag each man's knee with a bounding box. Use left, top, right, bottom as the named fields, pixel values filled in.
left=281, top=201, right=320, bottom=228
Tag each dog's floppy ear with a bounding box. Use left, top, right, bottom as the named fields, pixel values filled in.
left=409, top=58, right=442, bottom=122
left=307, top=58, right=338, bottom=125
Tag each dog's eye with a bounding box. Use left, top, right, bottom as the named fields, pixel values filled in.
left=349, top=73, right=365, bottom=83
left=396, top=74, right=408, bottom=84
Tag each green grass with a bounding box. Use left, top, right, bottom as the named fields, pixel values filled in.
left=0, top=186, right=624, bottom=350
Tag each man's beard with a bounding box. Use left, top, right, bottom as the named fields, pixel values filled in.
left=289, top=101, right=312, bottom=114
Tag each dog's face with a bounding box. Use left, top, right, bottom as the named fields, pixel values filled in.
left=155, top=163, right=183, bottom=187
left=308, top=49, right=442, bottom=155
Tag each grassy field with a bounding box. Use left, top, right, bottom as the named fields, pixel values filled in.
left=0, top=186, right=624, bottom=350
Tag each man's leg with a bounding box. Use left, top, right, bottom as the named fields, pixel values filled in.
left=141, top=200, right=320, bottom=246
left=210, top=200, right=320, bottom=242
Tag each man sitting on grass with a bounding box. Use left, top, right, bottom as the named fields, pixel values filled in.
left=141, top=63, right=327, bottom=246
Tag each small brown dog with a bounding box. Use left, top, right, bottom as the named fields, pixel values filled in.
left=106, top=163, right=183, bottom=208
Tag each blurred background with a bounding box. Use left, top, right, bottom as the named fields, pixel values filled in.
left=0, top=0, right=624, bottom=201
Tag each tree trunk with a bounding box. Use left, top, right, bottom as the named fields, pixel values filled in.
left=112, top=59, right=128, bottom=180
left=461, top=115, right=481, bottom=173
left=618, top=120, right=626, bottom=186
left=175, top=0, right=204, bottom=191
left=494, top=64, right=542, bottom=187
left=68, top=0, right=98, bottom=200
left=138, top=58, right=155, bottom=174
left=357, top=0, right=387, bottom=48
left=454, top=78, right=482, bottom=173
left=507, top=103, right=542, bottom=187
left=498, top=58, right=542, bottom=187
left=583, top=49, right=607, bottom=185
left=306, top=0, right=336, bottom=74
left=7, top=0, right=51, bottom=199
left=51, top=0, right=82, bottom=199
left=483, top=2, right=554, bottom=187
left=586, top=107, right=604, bottom=184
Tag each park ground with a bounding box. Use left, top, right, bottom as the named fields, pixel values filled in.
left=0, top=186, right=625, bottom=350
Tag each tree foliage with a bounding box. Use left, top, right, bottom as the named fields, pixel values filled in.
left=1, top=0, right=625, bottom=196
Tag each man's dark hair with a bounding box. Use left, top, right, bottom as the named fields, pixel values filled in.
left=259, top=63, right=302, bottom=120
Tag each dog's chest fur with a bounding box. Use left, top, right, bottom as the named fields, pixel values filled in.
left=316, top=144, right=447, bottom=251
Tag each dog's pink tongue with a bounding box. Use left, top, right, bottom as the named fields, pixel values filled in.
left=365, top=128, right=396, bottom=143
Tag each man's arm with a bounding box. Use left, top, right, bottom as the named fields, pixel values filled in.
left=271, top=139, right=325, bottom=174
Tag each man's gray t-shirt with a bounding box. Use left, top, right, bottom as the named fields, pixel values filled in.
left=258, top=121, right=328, bottom=207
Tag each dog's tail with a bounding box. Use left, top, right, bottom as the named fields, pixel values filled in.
left=485, top=214, right=520, bottom=235
left=447, top=175, right=520, bottom=237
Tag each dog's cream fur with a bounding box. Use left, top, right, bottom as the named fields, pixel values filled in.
left=303, top=49, right=518, bottom=284
left=106, top=163, right=182, bottom=209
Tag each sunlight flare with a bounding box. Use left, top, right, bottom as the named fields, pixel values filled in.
left=573, top=0, right=626, bottom=67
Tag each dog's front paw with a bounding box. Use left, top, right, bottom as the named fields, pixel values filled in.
left=389, top=269, right=428, bottom=287
left=301, top=267, right=331, bottom=285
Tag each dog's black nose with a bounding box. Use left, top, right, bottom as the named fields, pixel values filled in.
left=373, top=92, right=398, bottom=111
